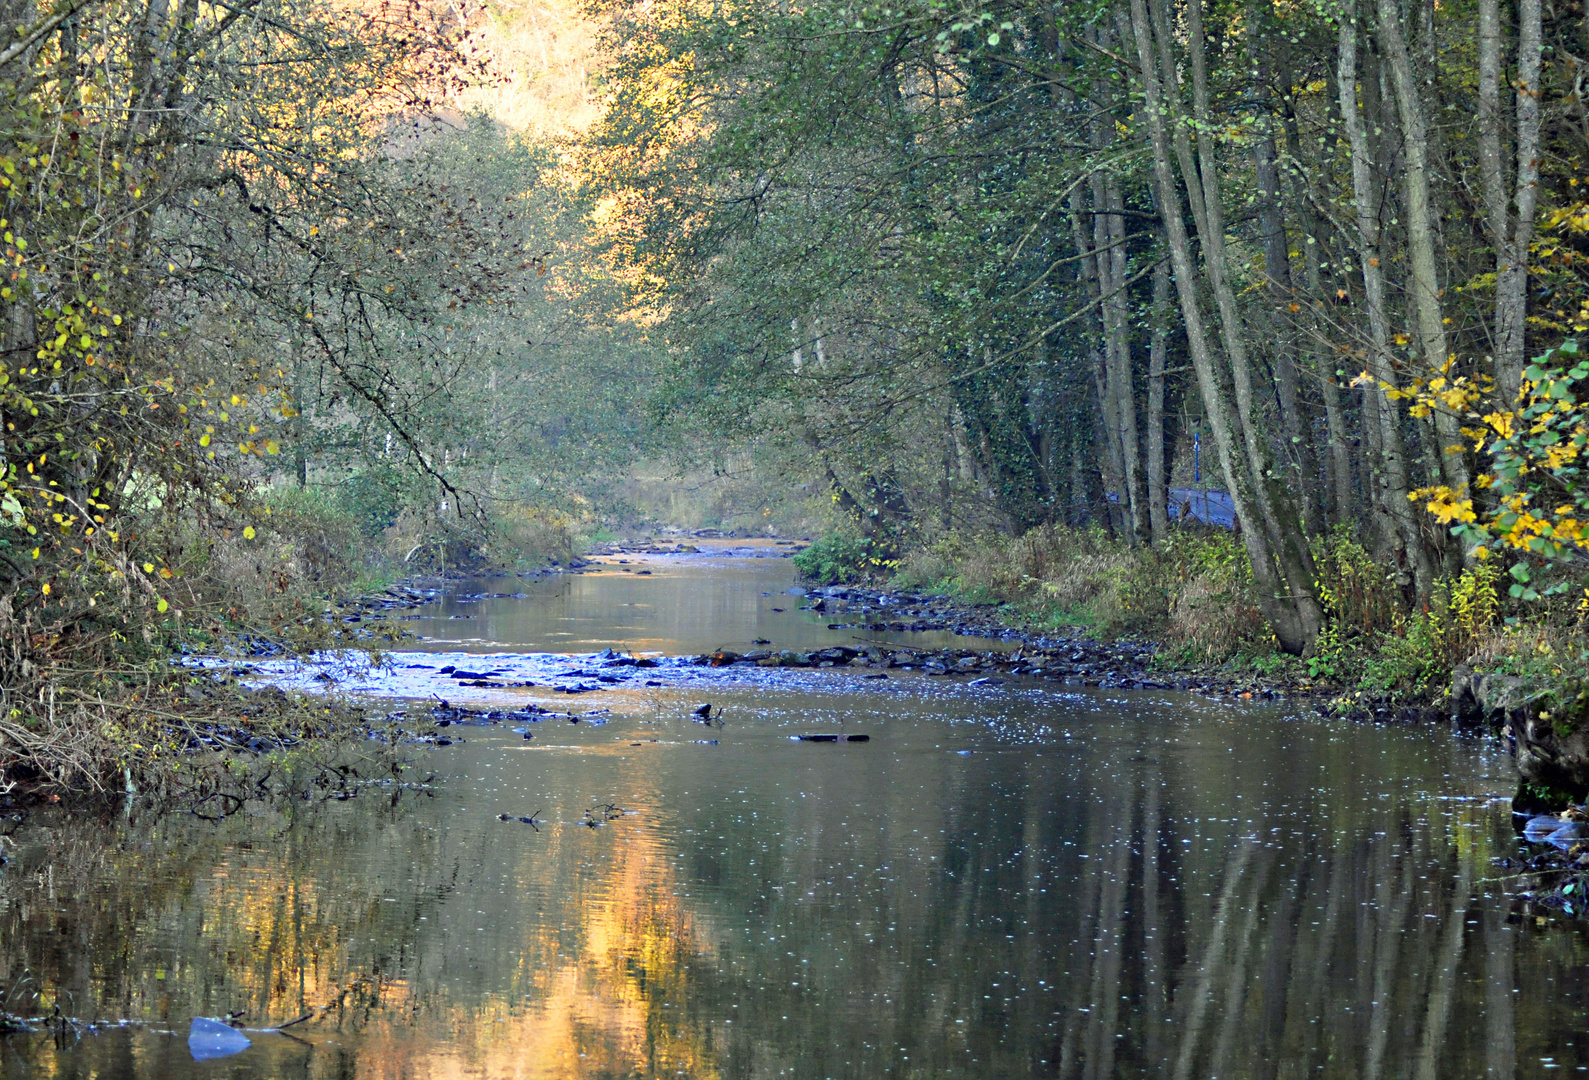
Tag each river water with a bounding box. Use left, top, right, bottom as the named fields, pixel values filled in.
left=3, top=543, right=1588, bottom=1078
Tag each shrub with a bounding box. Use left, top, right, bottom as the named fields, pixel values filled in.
left=894, top=524, right=1266, bottom=658
left=1311, top=526, right=1404, bottom=639
left=1157, top=532, right=1267, bottom=661
left=255, top=487, right=368, bottom=586
left=331, top=467, right=407, bottom=538
left=1356, top=565, right=1501, bottom=695
left=794, top=533, right=892, bottom=584
left=492, top=506, right=576, bottom=567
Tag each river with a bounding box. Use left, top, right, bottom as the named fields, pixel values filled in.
left=1, top=541, right=1586, bottom=1078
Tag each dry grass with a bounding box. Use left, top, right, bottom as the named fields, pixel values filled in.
left=485, top=505, right=577, bottom=567
left=897, top=524, right=1267, bottom=659
left=1164, top=575, right=1270, bottom=663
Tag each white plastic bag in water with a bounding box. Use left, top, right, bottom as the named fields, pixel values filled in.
left=188, top=1017, right=252, bottom=1060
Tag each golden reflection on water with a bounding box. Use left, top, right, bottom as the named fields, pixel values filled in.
left=336, top=822, right=725, bottom=1080
left=5, top=668, right=1589, bottom=1077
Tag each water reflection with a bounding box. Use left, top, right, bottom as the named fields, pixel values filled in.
left=405, top=540, right=1012, bottom=656
left=5, top=679, right=1586, bottom=1078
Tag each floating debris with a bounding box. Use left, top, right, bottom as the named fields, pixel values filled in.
left=188, top=1018, right=251, bottom=1061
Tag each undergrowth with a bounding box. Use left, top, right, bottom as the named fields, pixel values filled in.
left=890, top=524, right=1267, bottom=659
left=0, top=470, right=580, bottom=798
left=793, top=533, right=895, bottom=584
left=816, top=521, right=1584, bottom=708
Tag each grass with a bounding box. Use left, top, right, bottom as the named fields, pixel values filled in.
left=0, top=477, right=582, bottom=800
left=887, top=524, right=1268, bottom=659
left=796, top=521, right=1589, bottom=710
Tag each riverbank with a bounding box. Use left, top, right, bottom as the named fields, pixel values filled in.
left=3, top=523, right=1572, bottom=817
left=687, top=580, right=1301, bottom=700
left=791, top=524, right=1589, bottom=815
left=797, top=525, right=1549, bottom=707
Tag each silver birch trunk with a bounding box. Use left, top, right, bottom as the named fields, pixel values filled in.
left=1376, top=0, right=1473, bottom=503
left=1337, top=7, right=1435, bottom=598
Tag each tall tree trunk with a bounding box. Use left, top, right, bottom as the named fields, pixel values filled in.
left=1083, top=33, right=1146, bottom=544
left=1376, top=0, right=1473, bottom=506
left=1073, top=199, right=1131, bottom=538
left=1158, top=0, right=1324, bottom=649
left=1337, top=6, right=1435, bottom=598
left=1321, top=374, right=1355, bottom=525
left=1093, top=345, right=1129, bottom=536
left=1480, top=0, right=1543, bottom=404
left=1280, top=65, right=1359, bottom=530
left=1147, top=258, right=1171, bottom=545
left=1249, top=5, right=1319, bottom=534
left=1106, top=175, right=1146, bottom=539
left=1128, top=0, right=1320, bottom=653
left=1070, top=424, right=1091, bottom=526
left=1097, top=172, right=1145, bottom=541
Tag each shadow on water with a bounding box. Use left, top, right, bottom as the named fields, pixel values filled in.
left=2, top=549, right=1586, bottom=1078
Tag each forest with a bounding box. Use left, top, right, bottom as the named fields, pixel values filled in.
left=1, top=0, right=1587, bottom=785
left=579, top=0, right=1589, bottom=687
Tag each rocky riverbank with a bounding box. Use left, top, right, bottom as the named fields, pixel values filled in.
left=713, top=581, right=1306, bottom=700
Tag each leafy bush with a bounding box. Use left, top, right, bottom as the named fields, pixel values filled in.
left=1311, top=526, right=1405, bottom=639
left=1410, top=340, right=1589, bottom=600
left=794, top=533, right=892, bottom=584
left=493, top=507, right=576, bottom=567
left=896, top=526, right=1136, bottom=618
left=1156, top=532, right=1267, bottom=660
left=253, top=487, right=368, bottom=587
left=1350, top=564, right=1501, bottom=694
left=330, top=468, right=407, bottom=538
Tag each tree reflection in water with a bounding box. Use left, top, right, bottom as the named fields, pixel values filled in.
left=0, top=684, right=1583, bottom=1078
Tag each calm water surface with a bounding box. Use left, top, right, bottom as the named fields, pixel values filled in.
left=3, top=545, right=1588, bottom=1079
left=399, top=540, right=1015, bottom=656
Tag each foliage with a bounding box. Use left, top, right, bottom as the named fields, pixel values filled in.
left=490, top=506, right=576, bottom=568
left=1311, top=527, right=1406, bottom=640
left=0, top=0, right=665, bottom=793
left=1302, top=525, right=1503, bottom=694
left=793, top=533, right=893, bottom=584
left=581, top=0, right=1589, bottom=655
left=893, top=524, right=1266, bottom=658
left=1411, top=341, right=1589, bottom=600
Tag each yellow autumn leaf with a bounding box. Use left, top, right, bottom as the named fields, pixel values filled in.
left=242, top=526, right=256, bottom=539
